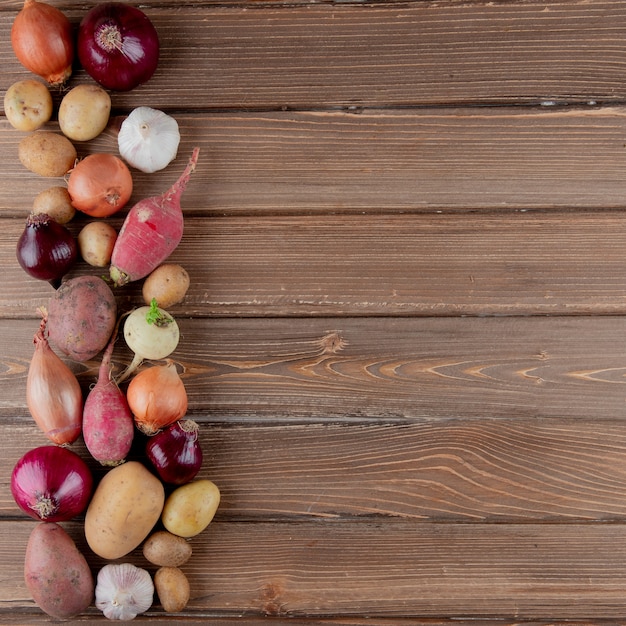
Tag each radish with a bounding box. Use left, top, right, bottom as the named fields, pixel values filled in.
left=82, top=320, right=134, bottom=466
left=109, top=147, right=199, bottom=287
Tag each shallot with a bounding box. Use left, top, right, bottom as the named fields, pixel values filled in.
left=109, top=147, right=199, bottom=287
left=26, top=313, right=83, bottom=445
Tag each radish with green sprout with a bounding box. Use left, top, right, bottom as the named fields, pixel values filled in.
left=116, top=299, right=180, bottom=383
left=109, top=148, right=199, bottom=287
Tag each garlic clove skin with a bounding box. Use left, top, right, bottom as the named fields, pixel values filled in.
left=95, top=562, right=154, bottom=620
left=118, top=107, right=180, bottom=174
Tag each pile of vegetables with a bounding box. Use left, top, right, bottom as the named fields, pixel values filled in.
left=5, top=0, right=220, bottom=620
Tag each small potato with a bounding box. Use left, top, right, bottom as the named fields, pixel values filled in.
left=18, top=131, right=77, bottom=177
left=4, top=79, right=53, bottom=131
left=59, top=84, right=111, bottom=142
left=78, top=221, right=118, bottom=267
left=32, top=186, right=75, bottom=224
left=161, top=479, right=221, bottom=538
left=154, top=567, right=191, bottom=613
left=143, top=530, right=192, bottom=567
left=142, top=263, right=190, bottom=308
left=85, top=461, right=165, bottom=559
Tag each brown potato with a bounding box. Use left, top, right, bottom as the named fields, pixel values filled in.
left=4, top=79, right=53, bottom=131
left=59, top=84, right=111, bottom=142
left=18, top=131, right=76, bottom=177
left=142, top=263, right=190, bottom=308
left=78, top=221, right=118, bottom=267
left=32, top=186, right=75, bottom=224
left=143, top=530, right=192, bottom=567
left=85, top=461, right=165, bottom=560
left=154, top=567, right=190, bottom=613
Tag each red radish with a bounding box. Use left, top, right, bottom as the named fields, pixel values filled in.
left=82, top=319, right=134, bottom=466
left=109, top=148, right=199, bottom=287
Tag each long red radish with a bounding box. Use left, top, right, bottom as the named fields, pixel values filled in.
left=109, top=148, right=199, bottom=287
left=82, top=319, right=134, bottom=466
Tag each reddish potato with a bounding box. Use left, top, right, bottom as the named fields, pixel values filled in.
left=24, top=522, right=94, bottom=619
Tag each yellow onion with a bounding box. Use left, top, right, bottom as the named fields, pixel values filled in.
left=11, top=0, right=74, bottom=86
left=127, top=361, right=187, bottom=435
left=26, top=314, right=83, bottom=445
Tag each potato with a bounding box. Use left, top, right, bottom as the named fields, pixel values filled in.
left=161, top=479, right=221, bottom=538
left=18, top=131, right=77, bottom=177
left=78, top=221, right=118, bottom=267
left=143, top=530, right=192, bottom=567
left=24, top=522, right=94, bottom=620
left=4, top=79, right=53, bottom=131
left=85, top=461, right=165, bottom=560
left=32, top=186, right=75, bottom=224
left=47, top=275, right=117, bottom=362
left=142, top=263, right=190, bottom=308
left=154, top=567, right=190, bottom=613
left=59, top=84, right=111, bottom=142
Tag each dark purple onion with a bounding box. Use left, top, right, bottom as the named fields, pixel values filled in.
left=11, top=445, right=93, bottom=522
left=16, top=213, right=77, bottom=286
left=146, top=419, right=203, bottom=485
left=77, top=2, right=159, bottom=92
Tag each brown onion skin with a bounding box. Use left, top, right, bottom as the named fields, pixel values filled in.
left=11, top=445, right=93, bottom=522
left=146, top=419, right=203, bottom=485
left=68, top=154, right=133, bottom=218
left=11, top=0, right=74, bottom=86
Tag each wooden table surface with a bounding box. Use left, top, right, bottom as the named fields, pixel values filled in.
left=3, top=0, right=626, bottom=623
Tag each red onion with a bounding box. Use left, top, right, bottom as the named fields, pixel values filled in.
left=77, top=2, right=159, bottom=92
left=11, top=445, right=93, bottom=522
left=16, top=213, right=77, bottom=287
left=146, top=419, right=203, bottom=485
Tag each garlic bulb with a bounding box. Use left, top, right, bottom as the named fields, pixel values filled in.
left=118, top=107, right=180, bottom=173
left=95, top=563, right=154, bottom=620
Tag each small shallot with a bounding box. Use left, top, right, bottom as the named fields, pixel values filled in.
left=26, top=313, right=83, bottom=445
left=127, top=360, right=187, bottom=435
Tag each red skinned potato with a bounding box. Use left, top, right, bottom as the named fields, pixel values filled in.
left=24, top=522, right=94, bottom=619
left=47, top=275, right=117, bottom=362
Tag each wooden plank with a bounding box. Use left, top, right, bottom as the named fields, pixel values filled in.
left=4, top=519, right=626, bottom=619
left=3, top=1, right=626, bottom=108
left=4, top=211, right=626, bottom=318
left=4, top=106, right=626, bottom=216
left=4, top=420, right=626, bottom=522
left=2, top=316, right=626, bottom=422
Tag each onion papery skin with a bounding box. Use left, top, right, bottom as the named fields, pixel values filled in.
left=68, top=154, right=133, bottom=218
left=11, top=446, right=93, bottom=522
left=27, top=316, right=83, bottom=445
left=146, top=419, right=203, bottom=484
left=16, top=213, right=77, bottom=286
left=77, top=2, right=160, bottom=92
left=11, top=0, right=74, bottom=86
left=127, top=361, right=188, bottom=436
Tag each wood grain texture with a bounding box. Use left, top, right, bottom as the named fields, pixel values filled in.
left=4, top=106, right=626, bottom=215
left=3, top=1, right=626, bottom=108
left=1, top=316, right=626, bottom=422
left=4, top=420, right=626, bottom=522
left=4, top=519, right=626, bottom=620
